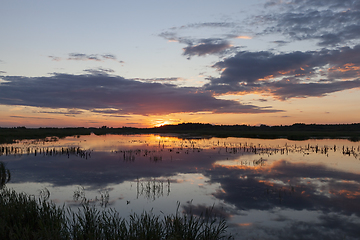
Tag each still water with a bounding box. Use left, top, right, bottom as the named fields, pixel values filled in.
left=1, top=134, right=360, bottom=239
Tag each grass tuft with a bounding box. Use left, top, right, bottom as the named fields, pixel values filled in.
left=0, top=187, right=232, bottom=240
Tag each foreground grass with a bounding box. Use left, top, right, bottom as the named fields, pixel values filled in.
left=0, top=187, right=232, bottom=240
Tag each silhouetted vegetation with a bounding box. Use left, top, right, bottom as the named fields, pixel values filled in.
left=0, top=187, right=232, bottom=240
left=1, top=123, right=360, bottom=143
left=0, top=162, right=11, bottom=189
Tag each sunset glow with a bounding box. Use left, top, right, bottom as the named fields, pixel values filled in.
left=0, top=0, right=359, bottom=127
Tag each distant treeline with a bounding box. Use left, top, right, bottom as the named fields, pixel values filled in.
left=1, top=123, right=360, bottom=143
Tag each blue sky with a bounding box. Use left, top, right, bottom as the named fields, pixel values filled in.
left=1, top=0, right=360, bottom=127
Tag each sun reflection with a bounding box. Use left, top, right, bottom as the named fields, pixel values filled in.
left=237, top=223, right=253, bottom=227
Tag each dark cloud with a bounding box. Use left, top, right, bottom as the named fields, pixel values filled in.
left=183, top=40, right=232, bottom=58
left=272, top=40, right=289, bottom=46
left=159, top=32, right=237, bottom=58
left=37, top=109, right=84, bottom=116
left=0, top=73, right=281, bottom=115
left=83, top=67, right=115, bottom=74
left=100, top=54, right=117, bottom=60
left=68, top=53, right=102, bottom=61
left=205, top=45, right=360, bottom=99
left=261, top=0, right=360, bottom=46
left=0, top=70, right=7, bottom=74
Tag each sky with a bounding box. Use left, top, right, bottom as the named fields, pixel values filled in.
left=0, top=0, right=360, bottom=128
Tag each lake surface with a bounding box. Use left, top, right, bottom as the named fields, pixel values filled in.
left=1, top=134, right=360, bottom=239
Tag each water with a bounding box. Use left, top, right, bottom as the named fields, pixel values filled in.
left=1, top=134, right=360, bottom=239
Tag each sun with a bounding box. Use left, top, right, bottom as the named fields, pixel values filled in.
left=153, top=120, right=173, bottom=127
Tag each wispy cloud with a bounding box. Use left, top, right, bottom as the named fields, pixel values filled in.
left=36, top=109, right=84, bottom=116
left=171, top=22, right=237, bottom=30
left=48, top=55, right=62, bottom=61
left=0, top=72, right=282, bottom=116
left=83, top=67, right=115, bottom=74
left=68, top=53, right=102, bottom=61
left=49, top=53, right=124, bottom=63
left=133, top=77, right=183, bottom=83
left=259, top=0, right=360, bottom=46
left=10, top=115, right=55, bottom=120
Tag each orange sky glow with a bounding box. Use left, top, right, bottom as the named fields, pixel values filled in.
left=0, top=0, right=359, bottom=128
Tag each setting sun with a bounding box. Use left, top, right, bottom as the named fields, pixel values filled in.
left=153, top=120, right=173, bottom=127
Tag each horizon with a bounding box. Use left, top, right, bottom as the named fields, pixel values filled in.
left=1, top=0, right=360, bottom=128
left=2, top=122, right=360, bottom=130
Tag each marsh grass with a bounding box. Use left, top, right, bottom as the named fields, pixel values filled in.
left=0, top=162, right=11, bottom=188
left=0, top=188, right=69, bottom=240
left=0, top=188, right=232, bottom=240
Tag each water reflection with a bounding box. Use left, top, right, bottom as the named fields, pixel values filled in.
left=1, top=134, right=360, bottom=239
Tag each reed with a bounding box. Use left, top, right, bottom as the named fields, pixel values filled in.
left=0, top=188, right=232, bottom=240
left=0, top=162, right=11, bottom=189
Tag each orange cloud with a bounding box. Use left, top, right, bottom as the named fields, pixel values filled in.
left=329, top=63, right=360, bottom=73
left=236, top=36, right=252, bottom=39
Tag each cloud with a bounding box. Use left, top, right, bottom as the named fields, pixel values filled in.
left=133, top=77, right=182, bottom=83
left=10, top=115, right=55, bottom=120
left=36, top=109, right=84, bottom=116
left=272, top=40, right=289, bottom=46
left=100, top=54, right=117, bottom=60
left=49, top=53, right=123, bottom=63
left=0, top=72, right=282, bottom=116
left=159, top=31, right=239, bottom=58
left=205, top=45, right=360, bottom=99
left=48, top=55, right=62, bottom=61
left=68, top=53, right=102, bottom=61
left=83, top=67, right=115, bottom=74
left=260, top=0, right=360, bottom=46
left=169, top=22, right=237, bottom=31
left=183, top=39, right=232, bottom=58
